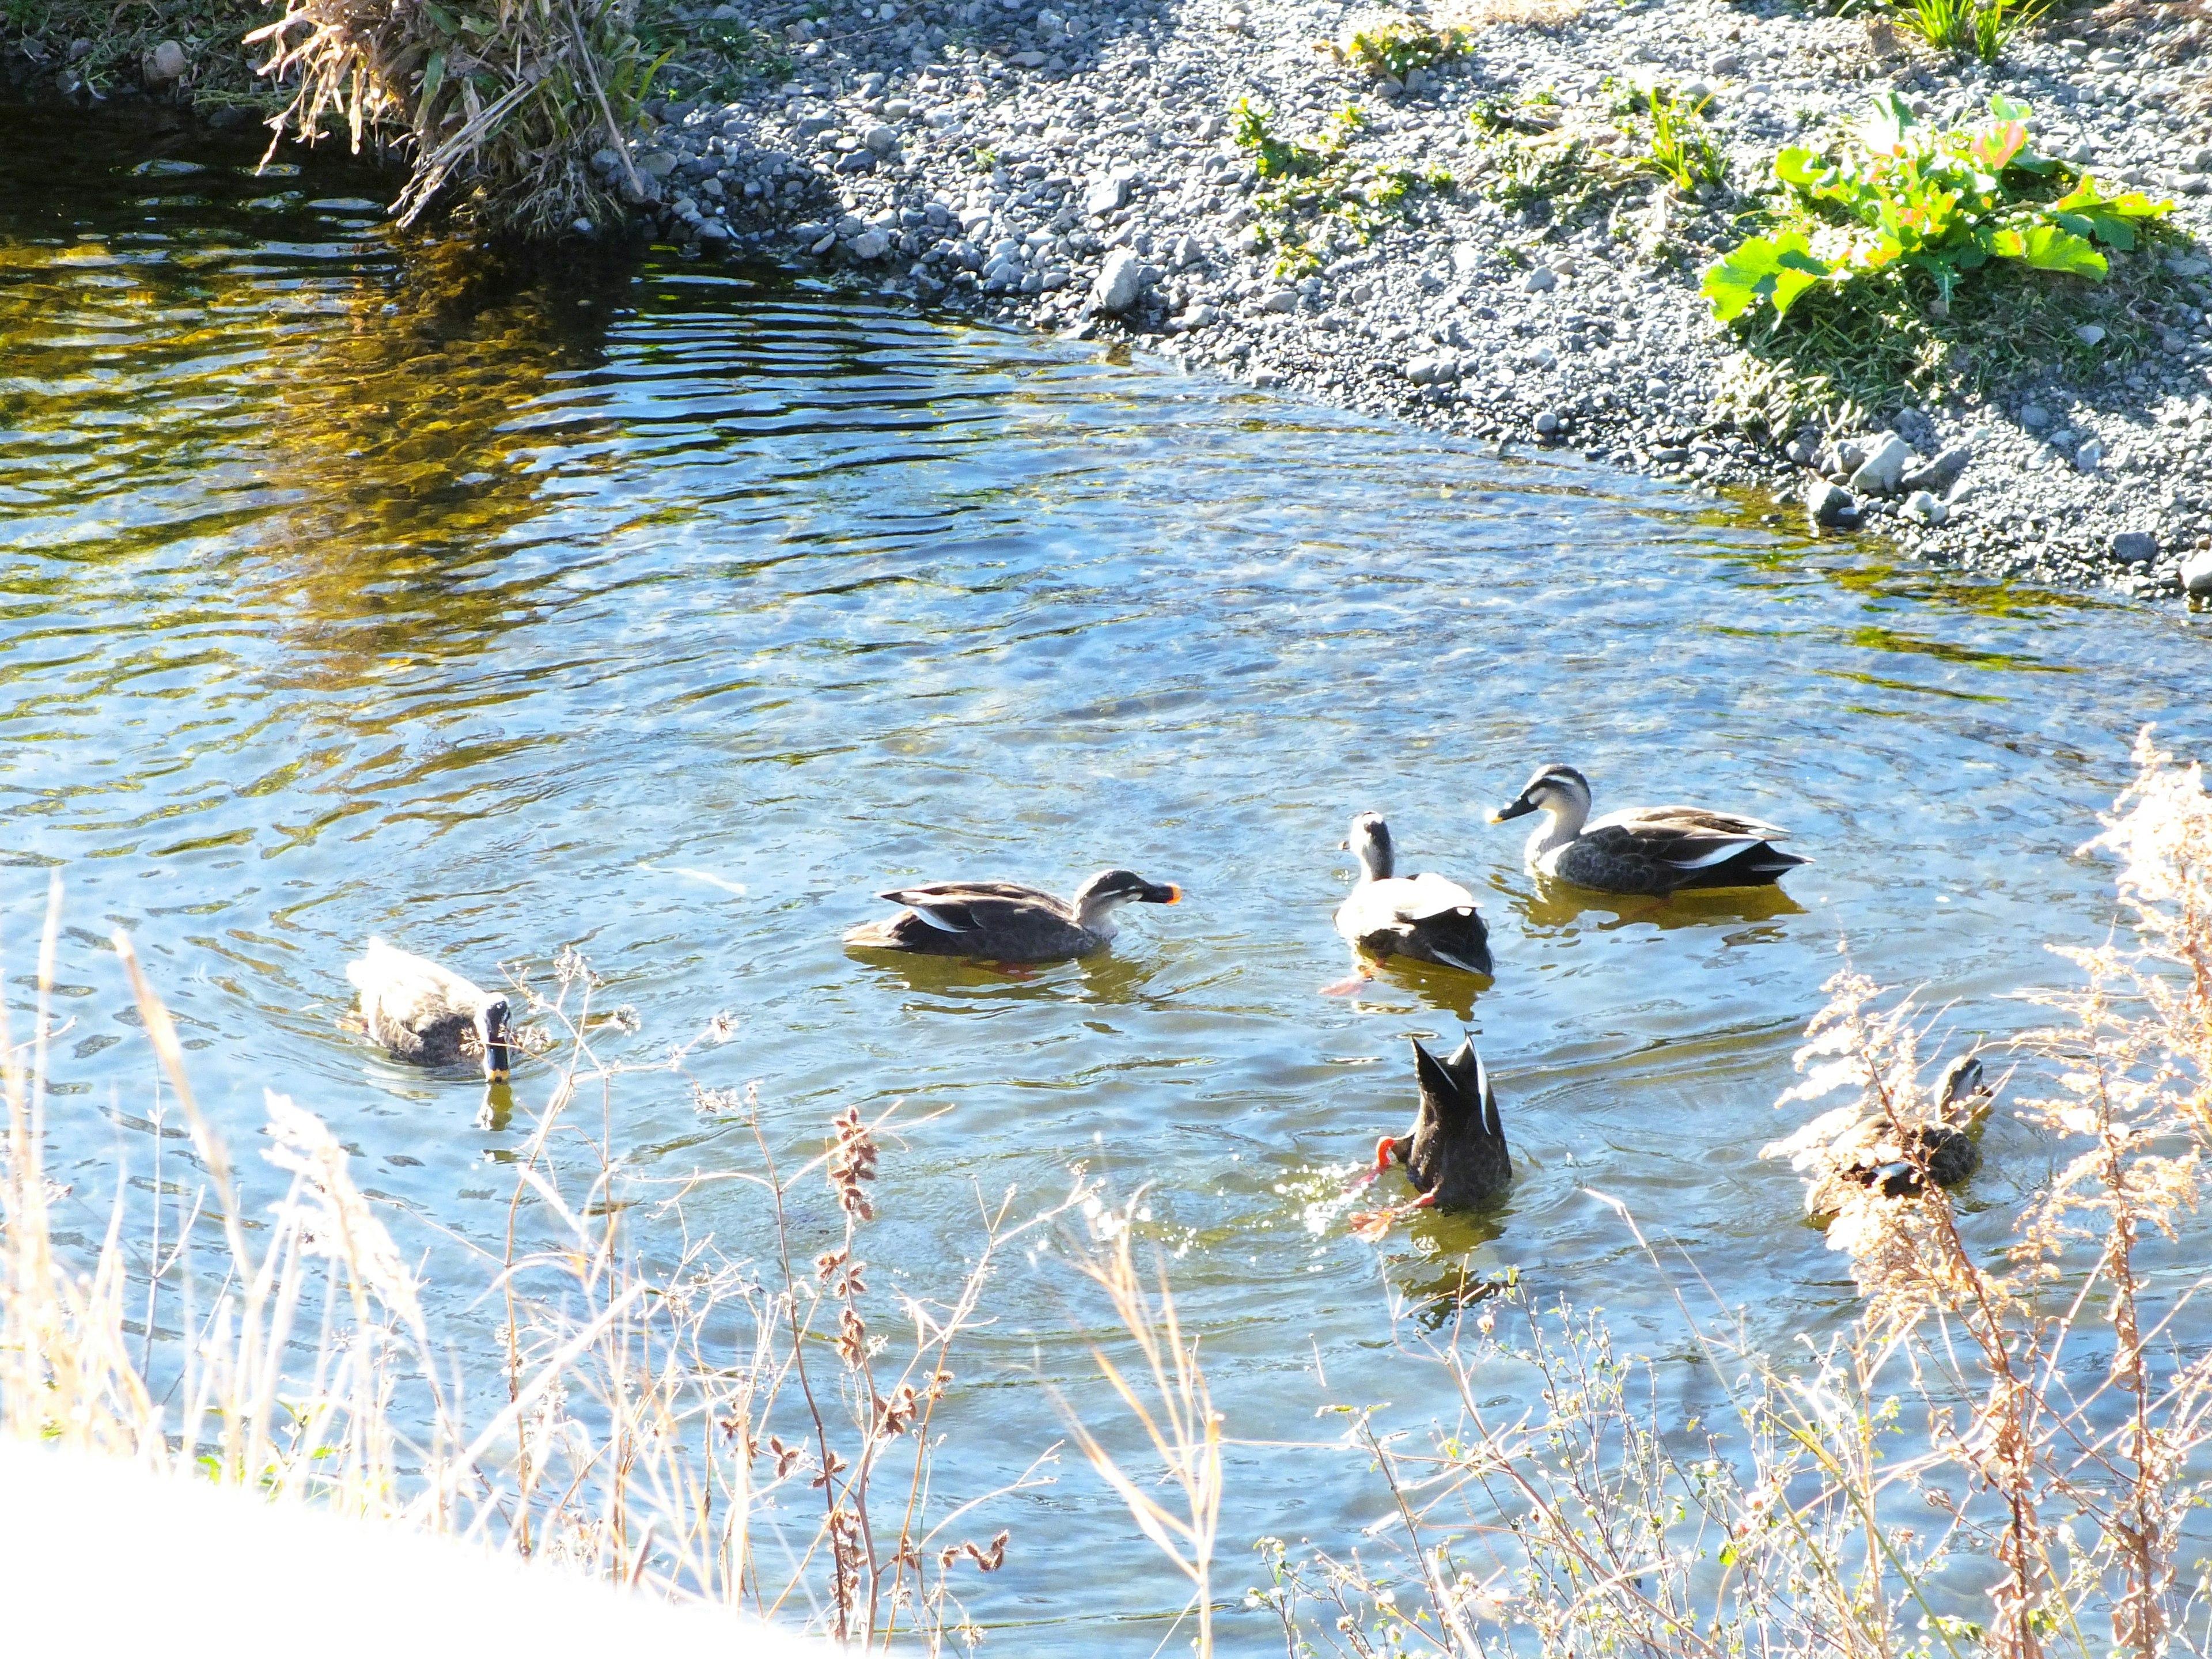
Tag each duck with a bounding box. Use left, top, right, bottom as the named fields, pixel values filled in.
left=1332, top=812, right=1493, bottom=982
left=843, top=869, right=1182, bottom=963
left=345, top=938, right=513, bottom=1082
left=1489, top=763, right=1808, bottom=896
left=1765, top=1051, right=1993, bottom=1218
left=1377, top=1035, right=1513, bottom=1209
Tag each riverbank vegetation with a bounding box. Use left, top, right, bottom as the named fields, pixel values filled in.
left=1708, top=93, right=2176, bottom=425
left=9, top=730, right=2212, bottom=1652
left=1, top=0, right=781, bottom=235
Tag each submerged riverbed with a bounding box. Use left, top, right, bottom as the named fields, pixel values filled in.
left=8, top=100, right=2212, bottom=1647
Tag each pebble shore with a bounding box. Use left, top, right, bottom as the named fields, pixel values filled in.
left=612, top=0, right=2212, bottom=599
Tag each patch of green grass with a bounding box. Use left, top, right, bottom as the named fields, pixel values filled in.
left=1643, top=85, right=1724, bottom=192
left=1230, top=99, right=1454, bottom=276
left=1892, top=0, right=2050, bottom=62
left=635, top=3, right=792, bottom=103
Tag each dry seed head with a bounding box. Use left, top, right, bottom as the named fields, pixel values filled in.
left=940, top=1529, right=1009, bottom=1572
left=828, top=1106, right=879, bottom=1219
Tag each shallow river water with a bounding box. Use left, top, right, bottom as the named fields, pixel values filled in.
left=7, top=99, right=2212, bottom=1647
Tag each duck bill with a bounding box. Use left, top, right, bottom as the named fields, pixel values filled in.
left=1142, top=882, right=1182, bottom=905
left=483, top=1044, right=512, bottom=1084
left=1489, top=797, right=1537, bottom=824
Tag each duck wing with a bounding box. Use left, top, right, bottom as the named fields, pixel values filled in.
left=876, top=881, right=1071, bottom=933
left=1561, top=806, right=1808, bottom=894
left=1336, top=876, right=1492, bottom=975
left=849, top=881, right=1093, bottom=961
left=1408, top=1037, right=1510, bottom=1206
left=344, top=938, right=490, bottom=1058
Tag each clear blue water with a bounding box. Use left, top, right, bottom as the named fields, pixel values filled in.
left=7, top=97, right=2212, bottom=1648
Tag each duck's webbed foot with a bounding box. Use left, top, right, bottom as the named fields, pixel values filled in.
left=1319, top=966, right=1374, bottom=997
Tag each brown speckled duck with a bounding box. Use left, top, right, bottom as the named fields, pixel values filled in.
left=346, top=938, right=513, bottom=1082
left=1765, top=1052, right=1993, bottom=1218
left=844, top=869, right=1181, bottom=963
left=1490, top=763, right=1808, bottom=896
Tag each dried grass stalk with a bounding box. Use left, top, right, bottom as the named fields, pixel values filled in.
left=246, top=0, right=656, bottom=236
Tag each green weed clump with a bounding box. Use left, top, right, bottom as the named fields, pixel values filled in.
left=1893, top=0, right=2051, bottom=63
left=1703, top=93, right=2172, bottom=418
left=1230, top=99, right=1454, bottom=276
left=1328, top=14, right=1469, bottom=79
left=1639, top=84, right=1724, bottom=192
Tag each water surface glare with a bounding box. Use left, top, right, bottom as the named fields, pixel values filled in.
left=9, top=100, right=2212, bottom=1647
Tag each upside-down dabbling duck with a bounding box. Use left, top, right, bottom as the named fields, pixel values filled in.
left=1490, top=763, right=1808, bottom=896
left=1764, top=1052, right=1993, bottom=1218
left=1332, top=813, right=1493, bottom=978
left=345, top=938, right=514, bottom=1082
left=1385, top=1036, right=1513, bottom=1208
left=843, top=869, right=1182, bottom=963
left=1350, top=1036, right=1512, bottom=1236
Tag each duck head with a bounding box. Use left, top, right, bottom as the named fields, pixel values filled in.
left=1490, top=763, right=1592, bottom=830
left=1375, top=1036, right=1510, bottom=1209
left=1339, top=812, right=1396, bottom=881
left=1073, top=868, right=1182, bottom=931
left=476, top=997, right=513, bottom=1084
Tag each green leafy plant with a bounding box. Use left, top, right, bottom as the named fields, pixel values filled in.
left=1704, top=93, right=2171, bottom=327
left=1328, top=16, right=1468, bottom=79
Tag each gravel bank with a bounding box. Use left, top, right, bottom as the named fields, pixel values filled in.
left=614, top=0, right=2211, bottom=600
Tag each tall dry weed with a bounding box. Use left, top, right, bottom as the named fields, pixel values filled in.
left=0, top=876, right=1067, bottom=1649
left=247, top=0, right=657, bottom=234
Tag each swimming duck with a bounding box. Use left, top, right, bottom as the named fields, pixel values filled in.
left=1332, top=813, right=1493, bottom=980
left=345, top=938, right=513, bottom=1082
left=1490, top=763, right=1808, bottom=896
left=844, top=869, right=1181, bottom=963
left=1765, top=1051, right=1993, bottom=1218
left=1377, top=1035, right=1513, bottom=1209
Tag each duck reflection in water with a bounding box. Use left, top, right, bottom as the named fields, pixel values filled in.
left=1396, top=1259, right=1514, bottom=1332
left=1512, top=879, right=1806, bottom=938
left=843, top=937, right=1183, bottom=1007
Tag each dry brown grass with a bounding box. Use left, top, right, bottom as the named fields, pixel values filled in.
left=1, top=876, right=1073, bottom=1648
left=247, top=0, right=657, bottom=235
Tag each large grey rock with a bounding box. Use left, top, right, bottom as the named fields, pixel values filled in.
left=2183, top=549, right=2212, bottom=596
left=2074, top=438, right=2104, bottom=474
left=1899, top=444, right=1971, bottom=496
left=1092, top=248, right=1146, bottom=313
left=1084, top=175, right=1131, bottom=216
left=863, top=124, right=898, bottom=155
left=1806, top=479, right=1858, bottom=528
left=1903, top=490, right=1947, bottom=526
left=850, top=229, right=892, bottom=260
left=1522, top=266, right=1558, bottom=293
left=2021, top=403, right=2052, bottom=431
left=143, top=39, right=187, bottom=85
left=1847, top=432, right=1916, bottom=497
left=2112, top=529, right=2159, bottom=563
